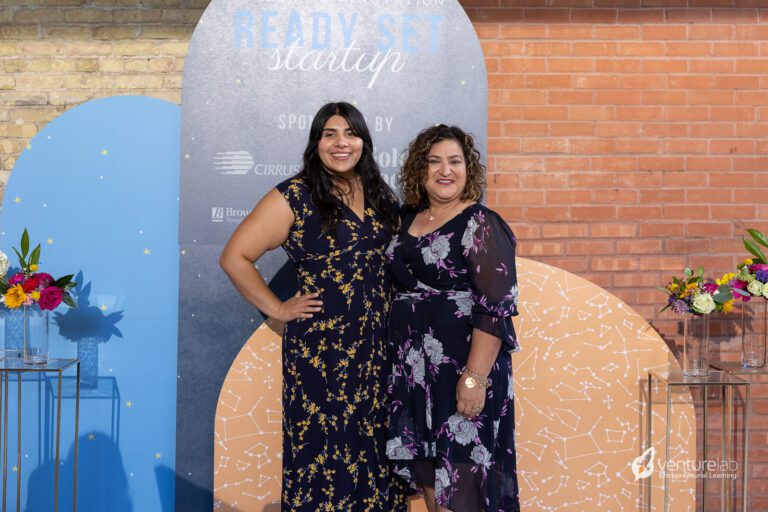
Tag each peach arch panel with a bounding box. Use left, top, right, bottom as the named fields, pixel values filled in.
left=213, top=258, right=695, bottom=511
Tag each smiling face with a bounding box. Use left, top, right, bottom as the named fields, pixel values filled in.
left=423, top=138, right=467, bottom=206
left=317, top=115, right=363, bottom=179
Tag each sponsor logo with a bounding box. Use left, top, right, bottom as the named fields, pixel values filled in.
left=214, top=151, right=254, bottom=175
left=211, top=207, right=252, bottom=224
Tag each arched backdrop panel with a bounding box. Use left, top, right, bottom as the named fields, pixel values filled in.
left=0, top=96, right=180, bottom=512
left=176, top=1, right=487, bottom=507
left=214, top=258, right=696, bottom=511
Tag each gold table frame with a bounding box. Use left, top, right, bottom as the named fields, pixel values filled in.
left=0, top=358, right=80, bottom=512
left=647, top=369, right=750, bottom=512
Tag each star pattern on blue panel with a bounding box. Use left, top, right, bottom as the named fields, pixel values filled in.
left=143, top=248, right=151, bottom=255
left=101, top=149, right=109, bottom=156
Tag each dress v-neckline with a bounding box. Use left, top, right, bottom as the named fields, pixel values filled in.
left=339, top=196, right=366, bottom=224
left=405, top=203, right=478, bottom=239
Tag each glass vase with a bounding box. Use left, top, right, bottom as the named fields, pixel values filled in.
left=683, top=314, right=709, bottom=379
left=23, top=306, right=49, bottom=365
left=742, top=299, right=767, bottom=368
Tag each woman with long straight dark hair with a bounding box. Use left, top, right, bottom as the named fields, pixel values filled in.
left=220, top=102, right=406, bottom=511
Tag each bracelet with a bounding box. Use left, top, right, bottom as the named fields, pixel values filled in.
left=462, top=367, right=490, bottom=388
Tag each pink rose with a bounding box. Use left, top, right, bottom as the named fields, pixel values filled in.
left=32, top=273, right=54, bottom=288
left=8, top=273, right=23, bottom=286
left=730, top=279, right=751, bottom=302
left=750, top=264, right=768, bottom=273
left=702, top=282, right=718, bottom=294
left=38, top=286, right=62, bottom=311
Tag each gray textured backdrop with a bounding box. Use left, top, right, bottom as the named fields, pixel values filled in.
left=176, top=1, right=487, bottom=509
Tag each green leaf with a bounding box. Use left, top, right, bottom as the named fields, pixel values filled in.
left=744, top=238, right=768, bottom=265
left=659, top=304, right=671, bottom=313
left=61, top=293, right=76, bottom=308
left=54, top=274, right=74, bottom=287
left=748, top=228, right=768, bottom=249
left=696, top=266, right=705, bottom=276
left=684, top=268, right=692, bottom=277
left=732, top=287, right=750, bottom=297
left=20, top=229, right=29, bottom=257
left=12, top=248, right=26, bottom=270
left=658, top=287, right=671, bottom=294
left=713, top=292, right=731, bottom=304
left=29, top=244, right=40, bottom=267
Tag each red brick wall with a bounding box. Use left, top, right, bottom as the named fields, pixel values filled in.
left=466, top=2, right=767, bottom=508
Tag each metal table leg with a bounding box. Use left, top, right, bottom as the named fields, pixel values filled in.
left=73, top=362, right=80, bottom=512
left=2, top=372, right=8, bottom=512
left=53, top=370, right=62, bottom=512
left=664, top=382, right=672, bottom=512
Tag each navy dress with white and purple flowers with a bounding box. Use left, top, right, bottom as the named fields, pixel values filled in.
left=386, top=203, right=520, bottom=512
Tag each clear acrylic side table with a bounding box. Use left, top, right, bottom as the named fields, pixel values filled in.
left=647, top=369, right=750, bottom=512
left=0, top=358, right=80, bottom=512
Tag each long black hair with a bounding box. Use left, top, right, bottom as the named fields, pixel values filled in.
left=298, top=102, right=398, bottom=235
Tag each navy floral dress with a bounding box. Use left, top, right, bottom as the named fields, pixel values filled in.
left=275, top=177, right=407, bottom=512
left=386, top=203, right=520, bottom=512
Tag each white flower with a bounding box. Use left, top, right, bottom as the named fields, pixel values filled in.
left=508, top=284, right=519, bottom=306
left=462, top=217, right=479, bottom=250
left=421, top=235, right=451, bottom=265
left=435, top=468, right=451, bottom=499
left=763, top=285, right=768, bottom=299
left=386, top=437, right=413, bottom=460
left=426, top=394, right=433, bottom=429
left=406, top=348, right=425, bottom=385
left=691, top=293, right=716, bottom=315
left=423, top=333, right=444, bottom=363
left=0, top=251, right=9, bottom=277
left=385, top=236, right=399, bottom=260
left=470, top=445, right=492, bottom=468
left=451, top=294, right=473, bottom=317
left=748, top=280, right=764, bottom=296
left=447, top=414, right=479, bottom=446
left=395, top=466, right=411, bottom=479
left=494, top=419, right=500, bottom=441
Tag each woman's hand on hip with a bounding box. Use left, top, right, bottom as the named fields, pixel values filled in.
left=274, top=292, right=322, bottom=322
left=456, top=374, right=486, bottom=420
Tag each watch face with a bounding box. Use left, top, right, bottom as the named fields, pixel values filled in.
left=465, top=377, right=477, bottom=389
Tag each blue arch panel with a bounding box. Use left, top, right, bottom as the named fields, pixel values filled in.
left=0, top=96, right=180, bottom=512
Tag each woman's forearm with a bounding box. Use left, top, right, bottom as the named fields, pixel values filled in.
left=466, top=328, right=502, bottom=376
left=221, top=255, right=283, bottom=318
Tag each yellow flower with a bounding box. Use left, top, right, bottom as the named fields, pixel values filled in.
left=745, top=258, right=754, bottom=265
left=4, top=285, right=26, bottom=309
left=31, top=290, right=40, bottom=300
left=29, top=264, right=38, bottom=272
left=716, top=272, right=736, bottom=286
left=721, top=299, right=734, bottom=314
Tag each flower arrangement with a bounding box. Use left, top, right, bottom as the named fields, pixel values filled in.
left=660, top=266, right=734, bottom=315
left=730, top=227, right=768, bottom=301
left=0, top=229, right=76, bottom=311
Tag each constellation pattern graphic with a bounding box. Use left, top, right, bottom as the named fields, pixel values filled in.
left=514, top=259, right=696, bottom=512
left=214, top=323, right=284, bottom=511
left=212, top=258, right=696, bottom=512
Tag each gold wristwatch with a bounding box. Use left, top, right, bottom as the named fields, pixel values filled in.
left=462, top=368, right=489, bottom=389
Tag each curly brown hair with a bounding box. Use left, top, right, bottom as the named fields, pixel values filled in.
left=398, top=124, right=486, bottom=211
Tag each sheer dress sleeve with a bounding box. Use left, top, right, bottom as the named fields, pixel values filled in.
left=463, top=207, right=520, bottom=352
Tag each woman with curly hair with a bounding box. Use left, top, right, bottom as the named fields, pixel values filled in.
left=385, top=125, right=520, bottom=511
